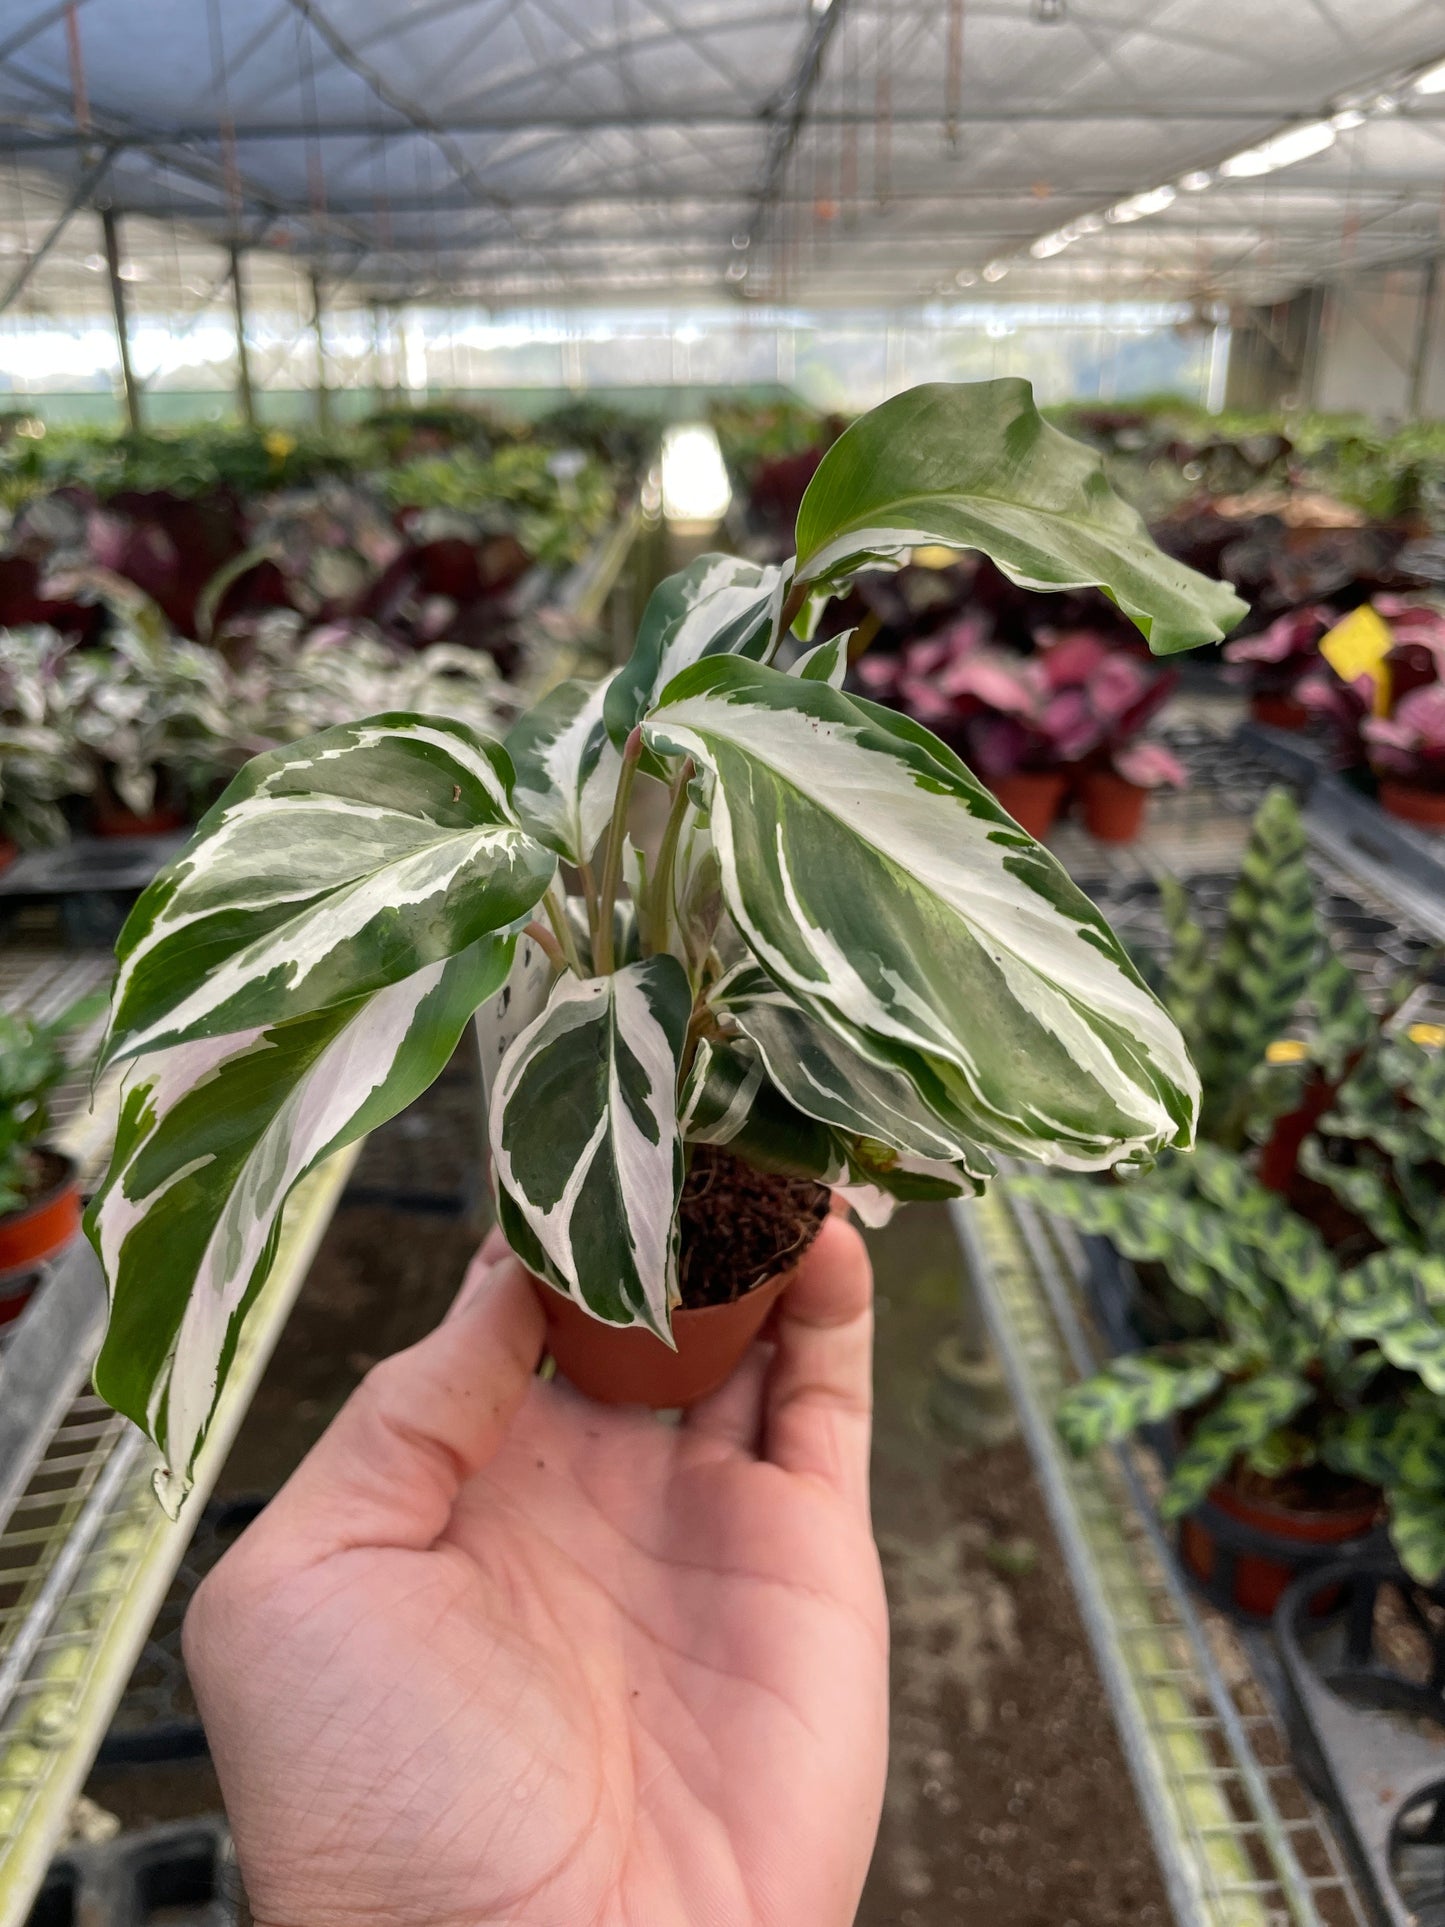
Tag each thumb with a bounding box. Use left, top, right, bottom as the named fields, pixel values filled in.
left=249, top=1246, right=544, bottom=1565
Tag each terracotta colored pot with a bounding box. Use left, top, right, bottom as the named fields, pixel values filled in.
left=0, top=1152, right=82, bottom=1297
left=1078, top=769, right=1149, bottom=844
left=0, top=836, right=16, bottom=875
left=92, top=802, right=188, bottom=839
left=1378, top=780, right=1445, bottom=832
left=987, top=770, right=1068, bottom=840
left=1250, top=692, right=1310, bottom=731
left=537, top=1267, right=795, bottom=1408
left=1179, top=1475, right=1381, bottom=1620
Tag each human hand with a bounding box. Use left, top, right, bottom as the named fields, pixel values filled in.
left=184, top=1216, right=889, bottom=1927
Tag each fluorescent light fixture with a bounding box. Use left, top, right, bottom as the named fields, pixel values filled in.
left=1179, top=169, right=1213, bottom=192
left=981, top=260, right=1009, bottom=282
left=1073, top=212, right=1105, bottom=233
left=954, top=268, right=978, bottom=286
left=1106, top=184, right=1177, bottom=223
left=1029, top=229, right=1073, bottom=258
left=1218, top=119, right=1335, bottom=177
left=1331, top=106, right=1367, bottom=130
left=1414, top=57, right=1445, bottom=95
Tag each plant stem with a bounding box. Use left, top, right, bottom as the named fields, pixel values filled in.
left=594, top=725, right=642, bottom=975
left=648, top=758, right=695, bottom=954
left=578, top=859, right=600, bottom=944
left=542, top=884, right=584, bottom=976
left=778, top=574, right=812, bottom=639
left=523, top=920, right=567, bottom=973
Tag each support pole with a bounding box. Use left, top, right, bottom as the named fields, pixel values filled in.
left=1409, top=258, right=1440, bottom=420
left=229, top=245, right=256, bottom=428
left=310, top=271, right=330, bottom=427
left=100, top=205, right=141, bottom=432
left=369, top=300, right=386, bottom=405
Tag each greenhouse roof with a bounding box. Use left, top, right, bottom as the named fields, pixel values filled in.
left=2, top=0, right=1445, bottom=314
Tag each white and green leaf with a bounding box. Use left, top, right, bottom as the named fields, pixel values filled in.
left=89, top=936, right=512, bottom=1515
left=490, top=956, right=692, bottom=1336
left=646, top=660, right=1198, bottom=1169
left=505, top=674, right=622, bottom=865
left=791, top=633, right=850, bottom=688
left=102, top=714, right=554, bottom=1067
left=792, top=380, right=1247, bottom=655
left=473, top=928, right=558, bottom=1103
left=604, top=554, right=786, bottom=757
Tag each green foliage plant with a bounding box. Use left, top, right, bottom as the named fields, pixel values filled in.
left=81, top=378, right=1245, bottom=1514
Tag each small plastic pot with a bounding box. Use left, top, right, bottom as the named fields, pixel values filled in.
left=0, top=1152, right=82, bottom=1314
left=1250, top=692, right=1311, bottom=731
left=1179, top=1475, right=1381, bottom=1621
left=1078, top=769, right=1149, bottom=844
left=987, top=770, right=1068, bottom=840
left=1378, top=780, right=1445, bottom=833
left=92, top=802, right=188, bottom=839
left=0, top=836, right=16, bottom=875
left=536, top=1267, right=795, bottom=1409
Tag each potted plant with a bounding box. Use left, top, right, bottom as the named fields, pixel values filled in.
left=79, top=378, right=1244, bottom=1515
left=1225, top=605, right=1334, bottom=730
left=1360, top=685, right=1445, bottom=830
left=1299, top=598, right=1445, bottom=823
left=0, top=626, right=90, bottom=862
left=1015, top=788, right=1445, bottom=1614
left=0, top=997, right=99, bottom=1320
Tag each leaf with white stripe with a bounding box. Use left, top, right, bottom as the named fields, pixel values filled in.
left=680, top=1035, right=847, bottom=1182
left=646, top=659, right=1198, bottom=1169
left=793, top=381, right=1246, bottom=655
left=89, top=936, right=511, bottom=1515
left=473, top=929, right=558, bottom=1105
left=100, top=713, right=554, bottom=1068
left=505, top=674, right=622, bottom=865
left=604, top=555, right=786, bottom=754
left=490, top=956, right=691, bottom=1336
left=792, top=633, right=850, bottom=688
left=710, top=959, right=992, bottom=1170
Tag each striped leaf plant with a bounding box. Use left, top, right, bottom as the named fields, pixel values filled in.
left=86, top=377, right=1246, bottom=1514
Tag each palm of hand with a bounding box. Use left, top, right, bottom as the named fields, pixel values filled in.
left=188, top=1224, right=888, bottom=1927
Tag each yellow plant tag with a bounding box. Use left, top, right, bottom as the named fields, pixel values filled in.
left=1320, top=605, right=1394, bottom=717
left=1408, top=1022, right=1445, bottom=1050
left=910, top=545, right=964, bottom=570
left=1265, top=1038, right=1310, bottom=1065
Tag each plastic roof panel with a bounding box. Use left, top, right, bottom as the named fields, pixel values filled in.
left=2, top=0, right=1445, bottom=311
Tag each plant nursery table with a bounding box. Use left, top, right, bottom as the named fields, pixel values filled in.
left=0, top=941, right=360, bottom=1927
left=966, top=744, right=1445, bottom=1927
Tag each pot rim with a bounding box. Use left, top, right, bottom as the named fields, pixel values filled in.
left=0, top=1150, right=80, bottom=1232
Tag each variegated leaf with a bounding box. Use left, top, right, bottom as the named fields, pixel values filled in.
left=1057, top=1351, right=1225, bottom=1456
left=1187, top=1144, right=1338, bottom=1330
left=646, top=659, right=1198, bottom=1170
left=90, top=937, right=511, bottom=1514
left=791, top=633, right=850, bottom=688
left=473, top=929, right=558, bottom=1104
left=680, top=1035, right=847, bottom=1182
left=505, top=674, right=622, bottom=866
left=1337, top=1250, right=1445, bottom=1391
left=792, top=381, right=1247, bottom=655
left=490, top=956, right=691, bottom=1336
left=101, top=714, right=554, bottom=1067
left=604, top=554, right=786, bottom=754
left=1160, top=1373, right=1312, bottom=1520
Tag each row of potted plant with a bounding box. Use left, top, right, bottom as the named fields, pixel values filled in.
left=1014, top=789, right=1445, bottom=1613
left=852, top=620, right=1186, bottom=841
left=1229, top=598, right=1445, bottom=829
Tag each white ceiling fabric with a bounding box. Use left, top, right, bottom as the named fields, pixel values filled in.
left=2, top=0, right=1445, bottom=310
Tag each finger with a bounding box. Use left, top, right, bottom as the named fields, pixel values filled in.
left=682, top=1339, right=773, bottom=1457
left=254, top=1254, right=545, bottom=1564
left=763, top=1214, right=874, bottom=1515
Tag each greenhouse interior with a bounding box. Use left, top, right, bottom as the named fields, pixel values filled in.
left=9, top=2, right=1445, bottom=1924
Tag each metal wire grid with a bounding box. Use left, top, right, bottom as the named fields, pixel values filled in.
left=959, top=1186, right=1374, bottom=1927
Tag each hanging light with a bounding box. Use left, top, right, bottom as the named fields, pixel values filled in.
left=1413, top=57, right=1445, bottom=95
left=1106, top=185, right=1176, bottom=224
left=1029, top=229, right=1073, bottom=258
left=981, top=260, right=1009, bottom=282
left=1179, top=169, right=1213, bottom=192
left=1217, top=120, right=1335, bottom=178
left=1331, top=107, right=1368, bottom=131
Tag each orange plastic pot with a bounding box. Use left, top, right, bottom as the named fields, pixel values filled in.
left=1078, top=769, right=1149, bottom=845
left=987, top=770, right=1068, bottom=840
left=0, top=837, right=16, bottom=875
left=536, top=1267, right=795, bottom=1409
left=92, top=802, right=188, bottom=839
left=1250, top=692, right=1310, bottom=731
left=1378, top=780, right=1445, bottom=832
left=1179, top=1477, right=1381, bottom=1620
left=0, top=1154, right=82, bottom=1300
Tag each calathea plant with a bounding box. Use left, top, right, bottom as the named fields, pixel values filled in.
left=85, top=378, right=1244, bottom=1513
